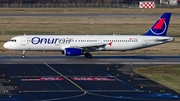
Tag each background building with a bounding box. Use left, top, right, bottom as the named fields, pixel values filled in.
left=160, top=0, right=178, bottom=5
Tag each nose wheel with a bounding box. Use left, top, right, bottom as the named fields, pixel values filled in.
left=84, top=53, right=92, bottom=59
left=21, top=55, right=25, bottom=58
left=21, top=50, right=25, bottom=58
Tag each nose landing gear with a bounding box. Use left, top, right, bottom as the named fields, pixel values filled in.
left=21, top=50, right=25, bottom=58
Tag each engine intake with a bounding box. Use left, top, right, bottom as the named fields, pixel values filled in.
left=64, top=48, right=83, bottom=56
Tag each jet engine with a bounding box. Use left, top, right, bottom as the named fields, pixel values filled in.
left=64, top=48, right=83, bottom=56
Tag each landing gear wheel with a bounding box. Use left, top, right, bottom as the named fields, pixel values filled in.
left=84, top=53, right=88, bottom=57
left=87, top=54, right=92, bottom=59
left=84, top=52, right=92, bottom=59
left=21, top=50, right=25, bottom=58
left=21, top=54, right=25, bottom=58
left=61, top=51, right=64, bottom=55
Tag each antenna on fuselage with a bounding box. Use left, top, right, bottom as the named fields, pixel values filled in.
left=24, top=33, right=26, bottom=36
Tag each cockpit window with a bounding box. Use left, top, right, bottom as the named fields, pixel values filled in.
left=9, top=39, right=16, bottom=42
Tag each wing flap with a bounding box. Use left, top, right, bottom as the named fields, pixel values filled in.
left=68, top=43, right=110, bottom=51
left=61, top=42, right=111, bottom=51
left=79, top=43, right=105, bottom=48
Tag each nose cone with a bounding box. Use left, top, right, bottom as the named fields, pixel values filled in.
left=3, top=42, right=10, bottom=49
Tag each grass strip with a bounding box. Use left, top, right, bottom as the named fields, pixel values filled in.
left=133, top=65, right=180, bottom=93
left=0, top=8, right=180, bottom=14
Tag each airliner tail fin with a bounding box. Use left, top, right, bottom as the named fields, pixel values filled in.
left=143, top=12, right=171, bottom=36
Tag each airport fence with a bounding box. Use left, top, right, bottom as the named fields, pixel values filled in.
left=0, top=3, right=179, bottom=8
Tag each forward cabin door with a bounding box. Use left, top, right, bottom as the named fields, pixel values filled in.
left=21, top=36, right=26, bottom=46
left=27, top=37, right=31, bottom=50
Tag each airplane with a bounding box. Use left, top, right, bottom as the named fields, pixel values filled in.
left=3, top=12, right=174, bottom=58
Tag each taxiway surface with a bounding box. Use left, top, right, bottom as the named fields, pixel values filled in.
left=0, top=55, right=179, bottom=101
left=0, top=55, right=180, bottom=64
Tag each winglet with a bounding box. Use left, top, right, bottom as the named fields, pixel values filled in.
left=143, top=12, right=171, bottom=36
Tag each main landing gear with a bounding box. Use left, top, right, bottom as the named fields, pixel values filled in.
left=21, top=50, right=25, bottom=58
left=84, top=53, right=92, bottom=59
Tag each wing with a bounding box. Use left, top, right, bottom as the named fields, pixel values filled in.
left=84, top=43, right=106, bottom=51
left=73, top=43, right=108, bottom=51
left=62, top=42, right=112, bottom=51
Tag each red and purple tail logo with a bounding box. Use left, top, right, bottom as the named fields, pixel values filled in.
left=153, top=18, right=165, bottom=29
left=144, top=13, right=171, bottom=36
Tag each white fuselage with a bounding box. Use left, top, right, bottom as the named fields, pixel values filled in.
left=3, top=35, right=174, bottom=51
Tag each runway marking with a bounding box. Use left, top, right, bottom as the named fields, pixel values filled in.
left=32, top=64, right=65, bottom=90
left=32, top=64, right=46, bottom=76
left=20, top=77, right=64, bottom=81
left=23, top=90, right=144, bottom=93
left=43, top=62, right=87, bottom=101
left=71, top=77, right=116, bottom=81
left=10, top=76, right=116, bottom=78
left=101, top=70, right=139, bottom=91
left=37, top=62, right=147, bottom=101
left=35, top=92, right=86, bottom=101
left=44, top=62, right=85, bottom=92
left=64, top=68, right=74, bottom=74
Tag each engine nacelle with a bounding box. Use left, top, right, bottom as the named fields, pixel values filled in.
left=64, top=48, right=83, bottom=56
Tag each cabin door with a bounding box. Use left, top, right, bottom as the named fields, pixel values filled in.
left=21, top=37, right=26, bottom=46
left=97, top=38, right=102, bottom=43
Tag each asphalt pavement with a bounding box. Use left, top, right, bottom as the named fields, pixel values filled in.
left=0, top=60, right=179, bottom=101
